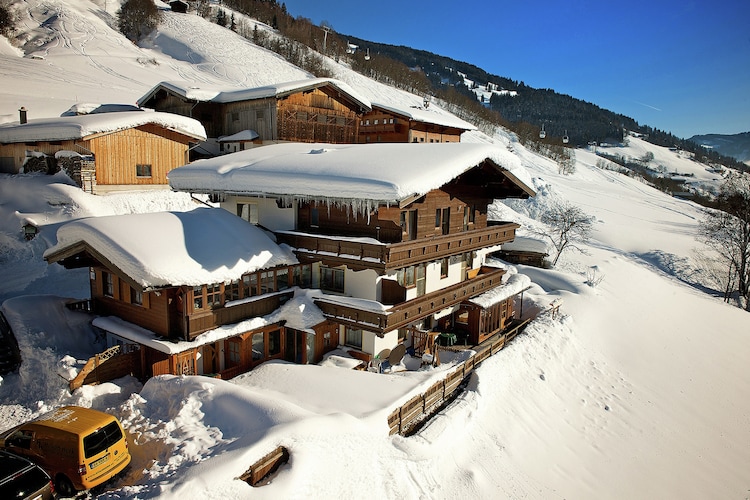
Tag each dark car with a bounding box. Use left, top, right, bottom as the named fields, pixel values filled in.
left=0, top=449, right=55, bottom=499
left=0, top=311, right=22, bottom=375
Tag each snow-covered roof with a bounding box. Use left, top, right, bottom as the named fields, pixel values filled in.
left=371, top=102, right=476, bottom=131
left=0, top=111, right=207, bottom=143
left=498, top=236, right=552, bottom=255
left=468, top=273, right=531, bottom=308
left=44, top=207, right=298, bottom=289
left=138, top=78, right=372, bottom=112
left=60, top=102, right=144, bottom=116
left=218, top=130, right=259, bottom=142
left=168, top=142, right=535, bottom=203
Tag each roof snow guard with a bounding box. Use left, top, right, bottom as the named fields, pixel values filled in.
left=167, top=142, right=535, bottom=205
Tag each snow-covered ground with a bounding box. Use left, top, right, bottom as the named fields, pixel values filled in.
left=1, top=1, right=749, bottom=499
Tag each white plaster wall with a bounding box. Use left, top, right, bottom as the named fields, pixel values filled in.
left=221, top=195, right=295, bottom=231
left=345, top=268, right=378, bottom=301
left=363, top=329, right=400, bottom=356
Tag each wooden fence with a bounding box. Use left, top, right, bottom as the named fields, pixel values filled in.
left=69, top=344, right=140, bottom=391
left=238, top=446, right=290, bottom=486
left=387, top=318, right=530, bottom=436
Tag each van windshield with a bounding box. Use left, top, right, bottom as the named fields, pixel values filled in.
left=83, top=421, right=123, bottom=458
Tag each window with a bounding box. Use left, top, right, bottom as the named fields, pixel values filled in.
left=276, top=268, right=290, bottom=290
left=310, top=207, right=319, bottom=227
left=193, top=285, right=203, bottom=310
left=374, top=119, right=379, bottom=125
left=225, top=281, right=241, bottom=302
left=435, top=209, right=442, bottom=228
left=440, top=258, right=449, bottom=278
left=231, top=112, right=239, bottom=122
left=252, top=332, right=264, bottom=361
left=206, top=283, right=222, bottom=308
left=293, top=264, right=312, bottom=288
left=441, top=208, right=450, bottom=235
left=130, top=287, right=143, bottom=306
left=227, top=338, right=240, bottom=366
left=401, top=209, right=417, bottom=240
left=345, top=327, right=362, bottom=349
left=136, top=164, right=152, bottom=178
left=405, top=266, right=416, bottom=288
left=103, top=271, right=114, bottom=297
left=256, top=109, right=265, bottom=120
left=237, top=203, right=258, bottom=224
left=320, top=266, right=345, bottom=293
left=297, top=111, right=308, bottom=121
left=268, top=329, right=281, bottom=356
left=243, top=274, right=258, bottom=297
left=260, top=271, right=274, bottom=294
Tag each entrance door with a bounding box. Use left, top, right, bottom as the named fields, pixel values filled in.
left=202, top=343, right=218, bottom=374
left=408, top=209, right=418, bottom=240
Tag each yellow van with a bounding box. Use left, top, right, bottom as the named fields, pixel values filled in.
left=0, top=406, right=131, bottom=497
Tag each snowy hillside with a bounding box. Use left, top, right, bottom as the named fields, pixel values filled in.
left=0, top=1, right=749, bottom=499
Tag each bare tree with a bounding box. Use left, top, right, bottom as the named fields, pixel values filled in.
left=537, top=200, right=595, bottom=266
left=697, top=173, right=750, bottom=309
left=117, top=0, right=160, bottom=42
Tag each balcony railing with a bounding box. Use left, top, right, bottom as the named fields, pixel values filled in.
left=313, top=267, right=507, bottom=334
left=183, top=291, right=294, bottom=341
left=385, top=223, right=519, bottom=269
left=275, top=222, right=519, bottom=272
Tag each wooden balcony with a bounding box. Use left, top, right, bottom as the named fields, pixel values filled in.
left=275, top=222, right=519, bottom=272
left=385, top=223, right=519, bottom=270
left=313, top=267, right=507, bottom=334
left=183, top=291, right=294, bottom=341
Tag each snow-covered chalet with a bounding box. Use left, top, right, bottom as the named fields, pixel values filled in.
left=137, top=78, right=371, bottom=151
left=0, top=110, right=206, bottom=193
left=167, top=141, right=535, bottom=365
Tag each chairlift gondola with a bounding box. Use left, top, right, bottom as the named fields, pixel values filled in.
left=539, top=123, right=546, bottom=139
left=364, top=48, right=370, bottom=61
left=562, top=130, right=569, bottom=144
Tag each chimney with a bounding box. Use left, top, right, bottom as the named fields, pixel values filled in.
left=19, top=107, right=27, bottom=124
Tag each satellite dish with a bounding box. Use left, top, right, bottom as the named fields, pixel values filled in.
left=388, top=344, right=406, bottom=366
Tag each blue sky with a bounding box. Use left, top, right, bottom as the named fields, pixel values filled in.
left=280, top=0, right=749, bottom=139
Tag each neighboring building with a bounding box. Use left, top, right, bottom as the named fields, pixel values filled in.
left=169, top=0, right=189, bottom=13
left=493, top=236, right=551, bottom=268
left=168, top=142, right=536, bottom=361
left=359, top=102, right=476, bottom=144
left=0, top=110, right=206, bottom=193
left=44, top=208, right=340, bottom=379
left=137, top=78, right=371, bottom=147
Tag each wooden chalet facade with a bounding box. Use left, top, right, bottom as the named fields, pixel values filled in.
left=137, top=78, right=371, bottom=146
left=0, top=111, right=206, bottom=193
left=44, top=209, right=340, bottom=381
left=359, top=103, right=475, bottom=144
left=168, top=142, right=536, bottom=362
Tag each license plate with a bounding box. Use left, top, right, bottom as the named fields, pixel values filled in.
left=90, top=454, right=110, bottom=469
